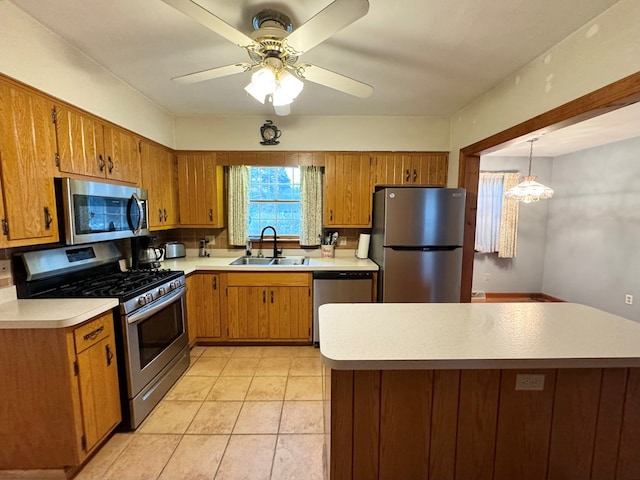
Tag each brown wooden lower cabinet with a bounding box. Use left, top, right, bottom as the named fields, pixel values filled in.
left=0, top=312, right=121, bottom=471
left=325, top=367, right=640, bottom=480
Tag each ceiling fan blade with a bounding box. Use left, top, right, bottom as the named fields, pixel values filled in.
left=285, top=0, right=369, bottom=54
left=295, top=64, right=373, bottom=98
left=172, top=63, right=253, bottom=84
left=161, top=0, right=258, bottom=48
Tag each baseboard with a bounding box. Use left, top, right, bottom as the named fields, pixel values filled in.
left=482, top=292, right=565, bottom=302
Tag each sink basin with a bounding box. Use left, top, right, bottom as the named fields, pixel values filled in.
left=229, top=257, right=274, bottom=266
left=270, top=256, right=308, bottom=265
left=229, top=256, right=309, bottom=266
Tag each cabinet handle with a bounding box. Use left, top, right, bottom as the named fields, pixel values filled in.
left=263, top=290, right=266, bottom=303
left=83, top=325, right=104, bottom=341
left=212, top=276, right=217, bottom=290
left=270, top=290, right=274, bottom=304
left=413, top=169, right=417, bottom=182
left=330, top=210, right=333, bottom=221
left=105, top=344, right=114, bottom=366
left=107, top=156, right=114, bottom=173
left=163, top=209, right=168, bottom=221
left=43, top=206, right=53, bottom=230
left=405, top=169, right=410, bottom=182
left=208, top=209, right=213, bottom=221
left=98, top=154, right=105, bottom=171
left=158, top=209, right=163, bottom=223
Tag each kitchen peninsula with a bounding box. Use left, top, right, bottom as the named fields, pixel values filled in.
left=320, top=302, right=640, bottom=480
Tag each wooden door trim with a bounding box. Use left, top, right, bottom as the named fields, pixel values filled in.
left=457, top=71, right=640, bottom=302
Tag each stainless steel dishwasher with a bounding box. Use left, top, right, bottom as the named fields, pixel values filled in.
left=313, top=271, right=373, bottom=346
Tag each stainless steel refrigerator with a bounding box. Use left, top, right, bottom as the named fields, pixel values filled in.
left=370, top=186, right=466, bottom=302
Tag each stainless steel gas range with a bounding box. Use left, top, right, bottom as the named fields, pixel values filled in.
left=14, top=242, right=189, bottom=429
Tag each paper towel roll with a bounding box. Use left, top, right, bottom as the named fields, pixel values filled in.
left=356, top=233, right=370, bottom=259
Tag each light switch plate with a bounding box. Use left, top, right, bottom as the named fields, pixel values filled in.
left=0, top=259, right=11, bottom=279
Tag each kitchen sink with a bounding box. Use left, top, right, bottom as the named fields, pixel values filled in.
left=229, top=257, right=274, bottom=266
left=229, top=256, right=309, bottom=266
left=270, top=257, right=308, bottom=265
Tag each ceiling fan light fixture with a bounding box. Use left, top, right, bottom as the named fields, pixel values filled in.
left=244, top=67, right=277, bottom=103
left=277, top=70, right=303, bottom=99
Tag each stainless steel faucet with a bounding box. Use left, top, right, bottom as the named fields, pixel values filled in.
left=259, top=225, right=280, bottom=259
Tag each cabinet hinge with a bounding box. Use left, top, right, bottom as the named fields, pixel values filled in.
left=1, top=219, right=8, bottom=236
left=51, top=107, right=57, bottom=124
left=73, top=360, right=79, bottom=376
left=81, top=435, right=86, bottom=451
left=225, top=288, right=228, bottom=297
left=308, top=288, right=311, bottom=297
left=54, top=152, right=60, bottom=167
left=138, top=141, right=142, bottom=153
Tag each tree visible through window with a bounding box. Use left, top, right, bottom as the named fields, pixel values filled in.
left=248, top=167, right=301, bottom=237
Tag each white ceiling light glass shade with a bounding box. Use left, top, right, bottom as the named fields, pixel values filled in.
left=274, top=104, right=291, bottom=116
left=504, top=138, right=554, bottom=204
left=244, top=67, right=276, bottom=104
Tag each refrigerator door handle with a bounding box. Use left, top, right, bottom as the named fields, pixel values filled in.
left=389, top=245, right=460, bottom=252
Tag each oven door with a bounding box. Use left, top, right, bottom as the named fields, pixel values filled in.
left=123, top=286, right=188, bottom=397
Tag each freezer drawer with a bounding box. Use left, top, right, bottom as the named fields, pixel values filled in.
left=380, top=247, right=462, bottom=303
left=312, top=271, right=373, bottom=346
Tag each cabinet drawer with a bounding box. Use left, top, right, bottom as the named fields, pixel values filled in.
left=73, top=313, right=113, bottom=354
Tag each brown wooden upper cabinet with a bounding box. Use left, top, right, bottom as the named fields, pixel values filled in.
left=371, top=152, right=448, bottom=187
left=324, top=153, right=372, bottom=227
left=54, top=104, right=140, bottom=185
left=0, top=78, right=59, bottom=247
left=176, top=152, right=225, bottom=227
left=140, top=140, right=179, bottom=229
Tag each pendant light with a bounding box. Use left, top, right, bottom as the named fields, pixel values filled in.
left=505, top=138, right=554, bottom=203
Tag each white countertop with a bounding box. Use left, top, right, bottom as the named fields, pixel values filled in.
left=0, top=293, right=118, bottom=329
left=161, top=253, right=378, bottom=275
left=319, top=302, right=640, bottom=370
left=0, top=252, right=377, bottom=329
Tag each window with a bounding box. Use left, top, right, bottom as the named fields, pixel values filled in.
left=248, top=166, right=301, bottom=237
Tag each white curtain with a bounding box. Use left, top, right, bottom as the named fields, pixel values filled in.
left=227, top=165, right=250, bottom=246
left=299, top=166, right=323, bottom=246
left=475, top=173, right=504, bottom=253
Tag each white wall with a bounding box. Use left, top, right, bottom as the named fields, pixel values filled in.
left=542, top=137, right=640, bottom=322
left=0, top=2, right=174, bottom=146
left=449, top=0, right=640, bottom=186
left=472, top=156, right=552, bottom=293
left=174, top=115, right=450, bottom=151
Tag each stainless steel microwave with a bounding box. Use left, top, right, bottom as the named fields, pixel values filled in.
left=56, top=178, right=149, bottom=245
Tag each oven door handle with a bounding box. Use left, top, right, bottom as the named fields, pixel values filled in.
left=126, top=287, right=185, bottom=325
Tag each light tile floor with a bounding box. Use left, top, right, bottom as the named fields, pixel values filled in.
left=75, top=346, right=325, bottom=480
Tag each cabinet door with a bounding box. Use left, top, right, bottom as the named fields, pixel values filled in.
left=76, top=335, right=120, bottom=452
left=140, top=140, right=164, bottom=228
left=103, top=125, right=140, bottom=184
left=226, top=286, right=269, bottom=339
left=177, top=153, right=224, bottom=227
left=324, top=153, right=371, bottom=227
left=162, top=149, right=179, bottom=227
left=196, top=273, right=222, bottom=339
left=185, top=275, right=198, bottom=346
left=268, top=286, right=311, bottom=340
left=55, top=105, right=105, bottom=178
left=415, top=152, right=448, bottom=186
left=0, top=81, right=58, bottom=243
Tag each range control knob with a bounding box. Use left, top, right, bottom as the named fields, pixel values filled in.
left=169, top=281, right=176, bottom=290
left=146, top=293, right=153, bottom=302
left=159, top=287, right=166, bottom=295
left=137, top=296, right=147, bottom=307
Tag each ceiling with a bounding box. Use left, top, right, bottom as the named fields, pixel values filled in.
left=10, top=0, right=621, bottom=118
left=486, top=101, right=640, bottom=157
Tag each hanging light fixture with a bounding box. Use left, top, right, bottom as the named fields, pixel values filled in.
left=244, top=57, right=304, bottom=110
left=505, top=138, right=554, bottom=204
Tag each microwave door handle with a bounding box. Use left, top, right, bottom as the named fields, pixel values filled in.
left=131, top=192, right=143, bottom=235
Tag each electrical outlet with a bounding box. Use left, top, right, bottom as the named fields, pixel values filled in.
left=338, top=237, right=347, bottom=246
left=0, top=259, right=10, bottom=279
left=484, top=273, right=490, bottom=282
left=205, top=235, right=216, bottom=246
left=625, top=294, right=633, bottom=305
left=515, top=373, right=545, bottom=391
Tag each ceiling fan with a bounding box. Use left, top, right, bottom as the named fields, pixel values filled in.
left=161, top=0, right=374, bottom=115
